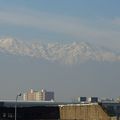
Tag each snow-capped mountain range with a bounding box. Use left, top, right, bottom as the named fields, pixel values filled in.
left=0, top=38, right=120, bottom=64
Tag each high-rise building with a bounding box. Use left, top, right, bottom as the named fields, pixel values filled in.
left=23, top=89, right=54, bottom=101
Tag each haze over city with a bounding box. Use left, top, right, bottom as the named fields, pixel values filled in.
left=0, top=0, right=120, bottom=101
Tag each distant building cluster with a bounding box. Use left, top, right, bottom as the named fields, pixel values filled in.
left=77, top=96, right=117, bottom=103
left=23, top=89, right=54, bottom=101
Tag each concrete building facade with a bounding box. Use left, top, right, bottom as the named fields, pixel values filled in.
left=0, top=101, right=120, bottom=120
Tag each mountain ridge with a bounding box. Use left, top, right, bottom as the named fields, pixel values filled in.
left=0, top=38, right=120, bottom=64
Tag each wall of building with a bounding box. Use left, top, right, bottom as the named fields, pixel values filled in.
left=59, top=104, right=111, bottom=120
left=0, top=101, right=118, bottom=120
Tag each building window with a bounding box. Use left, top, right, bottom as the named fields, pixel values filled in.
left=2, top=113, right=6, bottom=118
left=8, top=113, right=13, bottom=118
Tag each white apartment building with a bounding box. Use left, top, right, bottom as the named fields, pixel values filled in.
left=23, top=89, right=54, bottom=101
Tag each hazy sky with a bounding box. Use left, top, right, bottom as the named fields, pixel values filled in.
left=0, top=0, right=120, bottom=49
left=0, top=0, right=120, bottom=101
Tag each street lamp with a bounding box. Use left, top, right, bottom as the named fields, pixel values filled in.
left=15, top=93, right=22, bottom=120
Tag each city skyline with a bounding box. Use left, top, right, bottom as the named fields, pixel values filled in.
left=0, top=0, right=120, bottom=101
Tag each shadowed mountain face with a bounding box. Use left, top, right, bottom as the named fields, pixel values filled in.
left=0, top=38, right=120, bottom=64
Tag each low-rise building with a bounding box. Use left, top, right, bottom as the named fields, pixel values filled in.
left=88, top=97, right=98, bottom=103
left=78, top=97, right=87, bottom=103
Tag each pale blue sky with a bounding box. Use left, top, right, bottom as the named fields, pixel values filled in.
left=0, top=1, right=120, bottom=101
left=0, top=0, right=120, bottom=49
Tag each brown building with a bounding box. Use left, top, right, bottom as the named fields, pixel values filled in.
left=59, top=103, right=119, bottom=120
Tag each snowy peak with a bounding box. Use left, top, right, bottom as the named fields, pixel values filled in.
left=0, top=38, right=16, bottom=47
left=0, top=38, right=120, bottom=64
